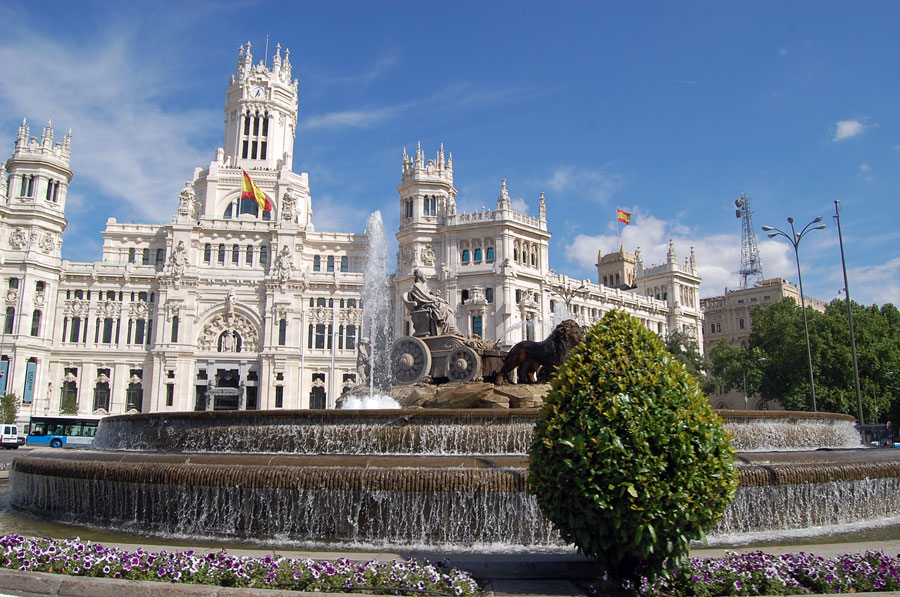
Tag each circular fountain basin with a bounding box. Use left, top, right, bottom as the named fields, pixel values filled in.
left=10, top=408, right=887, bottom=550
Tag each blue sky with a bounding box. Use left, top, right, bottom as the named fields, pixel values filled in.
left=1, top=1, right=898, bottom=306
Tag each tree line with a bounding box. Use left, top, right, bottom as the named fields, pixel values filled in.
left=666, top=298, right=900, bottom=425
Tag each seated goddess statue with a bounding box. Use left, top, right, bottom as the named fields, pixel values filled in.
left=404, top=269, right=460, bottom=336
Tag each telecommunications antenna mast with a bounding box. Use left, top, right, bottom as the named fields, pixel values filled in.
left=735, top=192, right=763, bottom=288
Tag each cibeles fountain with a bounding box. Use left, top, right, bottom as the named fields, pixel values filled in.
left=9, top=214, right=900, bottom=550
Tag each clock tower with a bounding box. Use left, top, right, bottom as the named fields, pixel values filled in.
left=223, top=42, right=299, bottom=171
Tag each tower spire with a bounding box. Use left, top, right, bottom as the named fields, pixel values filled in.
left=735, top=192, right=763, bottom=287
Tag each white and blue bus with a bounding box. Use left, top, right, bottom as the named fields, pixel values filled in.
left=26, top=416, right=102, bottom=448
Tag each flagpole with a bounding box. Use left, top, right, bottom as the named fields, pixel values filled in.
left=616, top=211, right=620, bottom=247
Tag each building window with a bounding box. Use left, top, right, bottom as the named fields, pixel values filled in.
left=315, top=324, right=326, bottom=349
left=126, top=370, right=143, bottom=412
left=313, top=255, right=321, bottom=271
left=461, top=250, right=470, bottom=263
left=515, top=289, right=522, bottom=303
left=30, top=310, right=41, bottom=336
left=472, top=315, right=483, bottom=336
left=232, top=245, right=240, bottom=264
left=3, top=307, right=14, bottom=334
left=166, top=383, right=174, bottom=407
left=278, top=318, right=286, bottom=346
left=218, top=244, right=225, bottom=264
left=486, top=288, right=494, bottom=303
left=93, top=372, right=111, bottom=412
left=171, top=316, right=179, bottom=342
left=739, top=318, right=745, bottom=330
left=327, top=256, right=335, bottom=272
left=346, top=324, right=357, bottom=350
left=474, top=248, right=482, bottom=261
left=36, top=281, right=45, bottom=292
left=275, top=385, right=284, bottom=408
left=203, top=244, right=211, bottom=263
left=486, top=247, right=495, bottom=261
left=246, top=245, right=254, bottom=265
left=155, top=248, right=165, bottom=265
left=128, top=248, right=136, bottom=264
left=60, top=367, right=78, bottom=410
left=340, top=256, right=349, bottom=272
left=102, top=317, right=114, bottom=343
left=260, top=245, right=268, bottom=265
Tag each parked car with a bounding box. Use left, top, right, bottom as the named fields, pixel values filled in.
left=0, top=424, right=20, bottom=449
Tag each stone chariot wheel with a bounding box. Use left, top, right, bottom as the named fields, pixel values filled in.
left=446, top=345, right=481, bottom=383
left=391, top=337, right=432, bottom=385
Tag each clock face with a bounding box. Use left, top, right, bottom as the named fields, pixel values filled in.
left=250, top=85, right=265, bottom=99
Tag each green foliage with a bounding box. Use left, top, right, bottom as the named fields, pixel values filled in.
left=747, top=298, right=900, bottom=422
left=663, top=331, right=716, bottom=394
left=707, top=341, right=767, bottom=408
left=0, top=394, right=18, bottom=424
left=59, top=395, right=78, bottom=415
left=529, top=310, right=738, bottom=585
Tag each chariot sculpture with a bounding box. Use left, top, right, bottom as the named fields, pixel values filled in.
left=391, top=269, right=504, bottom=385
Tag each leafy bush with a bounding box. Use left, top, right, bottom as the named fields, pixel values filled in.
left=529, top=310, right=739, bottom=585
left=0, top=394, right=18, bottom=424
left=59, top=395, right=78, bottom=415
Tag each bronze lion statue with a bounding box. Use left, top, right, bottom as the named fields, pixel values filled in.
left=496, top=319, right=584, bottom=384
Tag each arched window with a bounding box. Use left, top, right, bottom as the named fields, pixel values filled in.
left=486, top=247, right=495, bottom=261
left=461, top=289, right=469, bottom=303
left=128, top=248, right=136, bottom=264
left=340, top=256, right=349, bottom=272
left=327, top=256, right=335, bottom=272
left=485, top=288, right=494, bottom=303
left=218, top=245, right=226, bottom=264
left=531, top=252, right=536, bottom=266
left=461, top=250, right=470, bottom=263
left=474, top=248, right=483, bottom=261
left=246, top=245, right=254, bottom=265
left=69, top=316, right=81, bottom=343
left=141, top=248, right=150, bottom=265
left=7, top=278, right=17, bottom=290
left=232, top=245, right=240, bottom=264
left=155, top=248, right=165, bottom=265
left=204, top=244, right=211, bottom=263
left=313, top=255, right=321, bottom=271
left=224, top=203, right=234, bottom=219
left=278, top=319, right=287, bottom=346
left=260, top=245, right=268, bottom=265
left=739, top=318, right=745, bottom=330
left=4, top=307, right=14, bottom=334
left=513, top=248, right=519, bottom=261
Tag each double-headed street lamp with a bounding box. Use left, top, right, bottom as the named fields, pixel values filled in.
left=762, top=217, right=827, bottom=412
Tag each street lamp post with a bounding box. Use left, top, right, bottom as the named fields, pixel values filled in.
left=833, top=200, right=864, bottom=425
left=762, top=217, right=826, bottom=412
left=742, top=356, right=766, bottom=410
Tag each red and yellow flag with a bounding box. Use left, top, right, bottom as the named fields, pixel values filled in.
left=616, top=209, right=631, bottom=224
left=241, top=170, right=272, bottom=212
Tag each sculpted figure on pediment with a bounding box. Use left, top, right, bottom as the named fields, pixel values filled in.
left=165, top=241, right=188, bottom=278
left=281, top=190, right=297, bottom=222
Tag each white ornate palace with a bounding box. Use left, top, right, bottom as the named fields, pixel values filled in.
left=0, top=43, right=703, bottom=423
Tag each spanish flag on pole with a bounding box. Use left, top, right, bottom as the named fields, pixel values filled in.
left=241, top=170, right=273, bottom=212
left=616, top=209, right=631, bottom=224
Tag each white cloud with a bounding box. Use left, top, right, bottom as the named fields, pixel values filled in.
left=303, top=104, right=410, bottom=130
left=833, top=119, right=866, bottom=141
left=509, top=197, right=529, bottom=213
left=547, top=165, right=625, bottom=204
left=0, top=32, right=215, bottom=224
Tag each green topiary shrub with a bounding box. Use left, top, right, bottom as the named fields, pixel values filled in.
left=529, top=310, right=738, bottom=586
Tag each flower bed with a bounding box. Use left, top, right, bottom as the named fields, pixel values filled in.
left=626, top=550, right=900, bottom=595
left=0, top=535, right=479, bottom=595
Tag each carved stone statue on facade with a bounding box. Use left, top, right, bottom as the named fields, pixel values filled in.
left=403, top=268, right=460, bottom=336
left=274, top=244, right=293, bottom=281
left=178, top=182, right=195, bottom=218
left=281, top=190, right=297, bottom=222
left=165, top=241, right=188, bottom=278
